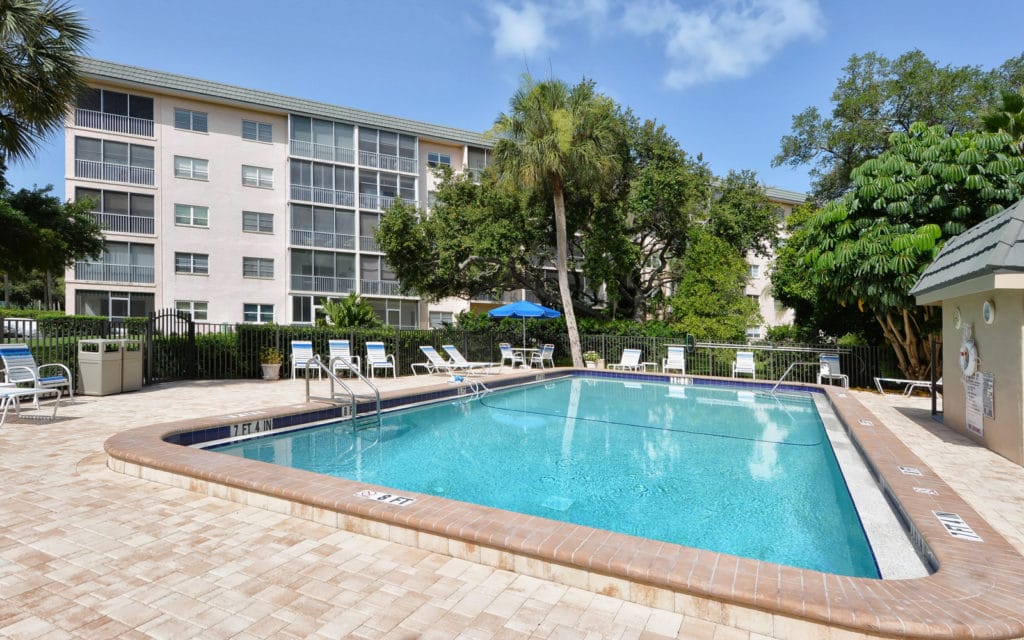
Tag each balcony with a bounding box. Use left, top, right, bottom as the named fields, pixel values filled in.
left=358, top=150, right=417, bottom=174
left=75, top=159, right=154, bottom=186
left=358, top=193, right=395, bottom=211
left=290, top=185, right=355, bottom=207
left=90, top=212, right=154, bottom=235
left=74, top=108, right=154, bottom=137
left=289, top=139, right=355, bottom=164
left=290, top=274, right=356, bottom=294
left=359, top=236, right=380, bottom=252
left=290, top=229, right=356, bottom=250
left=74, top=261, right=154, bottom=284
left=360, top=279, right=402, bottom=296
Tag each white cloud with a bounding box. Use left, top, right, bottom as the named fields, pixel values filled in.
left=491, top=3, right=551, bottom=58
left=487, top=0, right=824, bottom=88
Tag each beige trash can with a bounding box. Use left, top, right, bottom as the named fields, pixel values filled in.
left=120, top=339, right=143, bottom=392
left=78, top=339, right=122, bottom=396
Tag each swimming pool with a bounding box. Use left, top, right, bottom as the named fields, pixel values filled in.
left=209, top=377, right=878, bottom=577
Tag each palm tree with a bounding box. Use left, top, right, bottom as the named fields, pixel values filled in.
left=320, top=293, right=381, bottom=327
left=982, top=90, right=1024, bottom=151
left=0, top=0, right=90, bottom=162
left=491, top=76, right=623, bottom=367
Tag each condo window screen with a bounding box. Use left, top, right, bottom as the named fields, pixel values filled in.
left=174, top=156, right=209, bottom=180
left=175, top=252, right=209, bottom=274
left=242, top=211, right=273, bottom=233
left=427, top=152, right=451, bottom=167
left=75, top=188, right=154, bottom=218
left=175, top=300, right=208, bottom=321
left=243, top=257, right=274, bottom=279
left=242, top=120, right=272, bottom=142
left=174, top=108, right=208, bottom=133
left=174, top=204, right=209, bottom=227
left=242, top=165, right=273, bottom=188
left=75, top=137, right=154, bottom=168
left=77, top=88, right=153, bottom=120
left=243, top=303, right=274, bottom=323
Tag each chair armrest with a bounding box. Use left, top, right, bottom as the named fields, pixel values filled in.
left=37, top=363, right=73, bottom=381
left=3, top=365, right=39, bottom=383
left=386, top=355, right=396, bottom=364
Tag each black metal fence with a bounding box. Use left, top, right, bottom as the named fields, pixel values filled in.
left=3, top=314, right=905, bottom=390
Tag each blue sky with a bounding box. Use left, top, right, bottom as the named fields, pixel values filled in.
left=7, top=0, right=1024, bottom=198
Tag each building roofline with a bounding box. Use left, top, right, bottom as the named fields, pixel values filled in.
left=78, top=57, right=492, bottom=148
left=763, top=186, right=808, bottom=205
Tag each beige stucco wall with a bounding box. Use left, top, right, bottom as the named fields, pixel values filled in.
left=940, top=290, right=1024, bottom=465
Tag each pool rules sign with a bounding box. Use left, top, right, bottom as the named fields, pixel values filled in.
left=965, top=372, right=994, bottom=437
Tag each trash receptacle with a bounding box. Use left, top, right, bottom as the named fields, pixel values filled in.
left=78, top=339, right=122, bottom=396
left=120, top=339, right=143, bottom=392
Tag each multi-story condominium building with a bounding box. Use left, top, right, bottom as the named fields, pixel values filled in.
left=744, top=187, right=807, bottom=340
left=64, top=59, right=805, bottom=334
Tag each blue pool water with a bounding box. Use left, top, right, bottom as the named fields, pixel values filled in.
left=211, top=377, right=879, bottom=577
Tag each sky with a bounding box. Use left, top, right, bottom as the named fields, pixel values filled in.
left=6, top=0, right=1024, bottom=199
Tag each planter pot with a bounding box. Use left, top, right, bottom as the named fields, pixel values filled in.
left=597, top=359, right=606, bottom=369
left=261, top=363, right=281, bottom=380
left=585, top=361, right=597, bottom=369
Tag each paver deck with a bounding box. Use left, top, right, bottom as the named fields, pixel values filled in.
left=3, top=375, right=1024, bottom=639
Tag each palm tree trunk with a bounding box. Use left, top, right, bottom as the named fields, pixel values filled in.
left=553, top=179, right=583, bottom=367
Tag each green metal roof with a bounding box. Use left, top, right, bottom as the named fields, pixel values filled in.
left=763, top=186, right=808, bottom=205
left=911, top=198, right=1024, bottom=299
left=78, top=58, right=491, bottom=147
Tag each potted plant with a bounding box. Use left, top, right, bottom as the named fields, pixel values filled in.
left=583, top=350, right=600, bottom=369
left=259, top=346, right=283, bottom=380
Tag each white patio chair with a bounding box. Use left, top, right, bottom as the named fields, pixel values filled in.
left=365, top=341, right=396, bottom=378
left=0, top=343, right=74, bottom=405
left=609, top=348, right=642, bottom=371
left=817, top=353, right=848, bottom=388
left=732, top=351, right=756, bottom=379
left=290, top=340, right=321, bottom=379
left=441, top=345, right=496, bottom=373
left=327, top=339, right=360, bottom=377
left=498, top=342, right=525, bottom=369
left=530, top=343, right=555, bottom=368
left=662, top=345, right=686, bottom=374
left=412, top=346, right=455, bottom=375
left=875, top=376, right=943, bottom=396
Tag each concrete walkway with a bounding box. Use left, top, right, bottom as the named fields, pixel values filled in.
left=1, top=378, right=1022, bottom=639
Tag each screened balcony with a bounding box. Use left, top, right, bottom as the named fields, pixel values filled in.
left=360, top=279, right=402, bottom=296
left=289, top=274, right=356, bottom=294
left=290, top=185, right=355, bottom=207
left=75, top=159, right=155, bottom=186
left=289, top=139, right=355, bottom=164
left=74, top=262, right=155, bottom=284
left=358, top=150, right=417, bottom=174
left=290, top=229, right=356, bottom=251
left=74, top=108, right=154, bottom=137
left=89, top=211, right=155, bottom=235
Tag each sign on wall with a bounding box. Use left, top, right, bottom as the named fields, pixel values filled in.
left=965, top=373, right=985, bottom=436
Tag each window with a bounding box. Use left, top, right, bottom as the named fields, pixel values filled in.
left=427, top=151, right=452, bottom=167
left=174, top=108, right=208, bottom=133
left=242, top=165, right=273, bottom=188
left=243, top=303, right=274, bottom=323
left=243, top=257, right=274, bottom=279
left=76, top=290, right=154, bottom=319
left=749, top=264, right=761, bottom=279
left=175, top=252, right=209, bottom=275
left=427, top=191, right=437, bottom=209
left=175, top=300, right=208, bottom=321
left=174, top=156, right=209, bottom=180
left=429, top=311, right=453, bottom=328
left=746, top=327, right=762, bottom=339
left=242, top=120, right=272, bottom=142
left=242, top=211, right=274, bottom=233
left=174, top=204, right=209, bottom=227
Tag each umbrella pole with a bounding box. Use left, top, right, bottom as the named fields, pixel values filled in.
left=522, top=317, right=527, bottom=349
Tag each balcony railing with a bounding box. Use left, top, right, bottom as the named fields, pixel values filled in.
left=90, top=211, right=155, bottom=235
left=358, top=193, right=396, bottom=211
left=74, top=261, right=154, bottom=284
left=290, top=274, right=356, bottom=294
left=289, top=184, right=355, bottom=207
left=74, top=108, right=154, bottom=137
left=360, top=279, right=402, bottom=296
left=358, top=150, right=417, bottom=174
left=359, top=236, right=380, bottom=252
left=290, top=229, right=356, bottom=250
left=75, top=159, right=155, bottom=186
left=289, top=139, right=355, bottom=164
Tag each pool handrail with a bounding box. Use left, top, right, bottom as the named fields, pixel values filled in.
left=770, top=361, right=823, bottom=395
left=304, top=356, right=382, bottom=428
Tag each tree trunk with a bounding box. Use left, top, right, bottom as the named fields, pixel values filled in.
left=875, top=309, right=934, bottom=381
left=553, top=179, right=583, bottom=367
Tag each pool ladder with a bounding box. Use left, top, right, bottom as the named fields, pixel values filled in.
left=304, top=357, right=382, bottom=430
left=453, top=376, right=491, bottom=401
left=769, top=361, right=823, bottom=396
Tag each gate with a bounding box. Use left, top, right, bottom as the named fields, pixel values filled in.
left=146, top=308, right=196, bottom=383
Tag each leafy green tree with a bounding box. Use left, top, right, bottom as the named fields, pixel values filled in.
left=491, top=75, right=625, bottom=367
left=774, top=50, right=1024, bottom=200
left=982, top=89, right=1024, bottom=148
left=0, top=0, right=90, bottom=162
left=668, top=228, right=760, bottom=342
left=704, top=169, right=780, bottom=256
left=801, top=123, right=1024, bottom=379
left=319, top=293, right=381, bottom=328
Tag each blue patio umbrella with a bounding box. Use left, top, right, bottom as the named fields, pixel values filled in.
left=487, top=300, right=562, bottom=348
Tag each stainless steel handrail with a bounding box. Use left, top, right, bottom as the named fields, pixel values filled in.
left=770, top=361, right=822, bottom=395
left=303, top=356, right=382, bottom=428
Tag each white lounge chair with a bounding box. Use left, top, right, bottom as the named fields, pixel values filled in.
left=498, top=342, right=525, bottom=369
left=0, top=343, right=74, bottom=405
left=290, top=340, right=321, bottom=379
left=662, top=345, right=686, bottom=374
left=530, top=343, right=555, bottom=368
left=441, top=345, right=496, bottom=373
left=412, top=346, right=455, bottom=375
left=327, top=339, right=360, bottom=377
left=817, top=353, right=848, bottom=388
left=875, top=376, right=943, bottom=396
left=609, top=348, right=642, bottom=371
left=732, top=351, right=756, bottom=379
left=1, top=386, right=62, bottom=426
left=365, top=341, right=396, bottom=378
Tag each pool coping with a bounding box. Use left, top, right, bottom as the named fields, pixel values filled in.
left=104, top=370, right=1024, bottom=639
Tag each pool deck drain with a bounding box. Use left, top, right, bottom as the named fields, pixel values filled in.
left=5, top=372, right=1024, bottom=638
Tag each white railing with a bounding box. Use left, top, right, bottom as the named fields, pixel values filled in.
left=358, top=193, right=395, bottom=211
left=289, top=185, right=355, bottom=207
left=289, top=274, right=356, bottom=293
left=74, top=261, right=154, bottom=284
left=359, top=236, right=379, bottom=252
left=90, top=211, right=155, bottom=235
left=75, top=159, right=155, bottom=186
left=358, top=150, right=417, bottom=174
left=290, top=229, right=356, bottom=250
left=289, top=139, right=355, bottom=164
left=399, top=156, right=417, bottom=173
left=360, top=279, right=402, bottom=296
left=74, top=108, right=154, bottom=137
